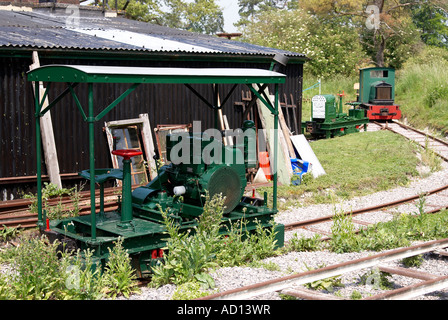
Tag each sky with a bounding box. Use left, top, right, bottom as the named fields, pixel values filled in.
left=217, top=0, right=240, bottom=33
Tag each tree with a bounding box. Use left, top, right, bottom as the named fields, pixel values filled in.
left=105, top=0, right=162, bottom=23
left=184, top=0, right=224, bottom=34
left=106, top=0, right=223, bottom=35
left=241, top=8, right=368, bottom=77
left=412, top=3, right=448, bottom=47
left=300, top=0, right=448, bottom=67
left=236, top=0, right=297, bottom=28
left=160, top=0, right=224, bottom=34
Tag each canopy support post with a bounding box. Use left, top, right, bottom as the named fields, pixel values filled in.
left=35, top=82, right=43, bottom=228
left=273, top=83, right=279, bottom=212
left=88, top=83, right=97, bottom=242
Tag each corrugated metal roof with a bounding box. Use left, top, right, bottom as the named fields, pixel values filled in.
left=0, top=7, right=306, bottom=58
left=27, top=64, right=287, bottom=84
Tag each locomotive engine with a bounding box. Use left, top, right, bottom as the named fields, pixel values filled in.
left=349, top=67, right=402, bottom=120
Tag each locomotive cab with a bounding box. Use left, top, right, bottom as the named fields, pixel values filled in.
left=369, top=81, right=394, bottom=105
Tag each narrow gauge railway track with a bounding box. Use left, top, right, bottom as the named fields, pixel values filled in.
left=284, top=120, right=448, bottom=238
left=207, top=121, right=448, bottom=300
left=374, top=120, right=448, bottom=162
left=0, top=187, right=121, bottom=229
left=283, top=183, right=448, bottom=238
left=200, top=238, right=448, bottom=300
left=0, top=182, right=274, bottom=230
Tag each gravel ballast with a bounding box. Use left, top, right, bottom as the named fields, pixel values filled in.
left=124, top=162, right=448, bottom=300
left=2, top=163, right=448, bottom=301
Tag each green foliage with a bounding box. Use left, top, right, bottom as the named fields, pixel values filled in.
left=24, top=182, right=82, bottom=220
left=215, top=218, right=279, bottom=267
left=359, top=268, right=393, bottom=290
left=396, top=46, right=448, bottom=134
left=350, top=290, right=362, bottom=300
left=303, top=264, right=344, bottom=292
left=412, top=3, right=448, bottom=48
left=59, top=248, right=105, bottom=300
left=329, top=209, right=358, bottom=253
left=151, top=193, right=223, bottom=286
left=155, top=0, right=223, bottom=34
left=402, top=255, right=424, bottom=268
left=184, top=0, right=224, bottom=34
left=241, top=8, right=367, bottom=78
left=102, top=0, right=162, bottom=22
left=420, top=138, right=442, bottom=173
left=151, top=193, right=279, bottom=288
left=101, top=237, right=140, bottom=299
left=288, top=233, right=323, bottom=252
left=2, top=235, right=66, bottom=300
left=286, top=196, right=448, bottom=255
left=0, top=235, right=141, bottom=300
left=0, top=225, right=21, bottom=242
left=171, top=281, right=213, bottom=300
left=327, top=204, right=448, bottom=253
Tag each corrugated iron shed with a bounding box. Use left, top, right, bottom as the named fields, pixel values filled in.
left=0, top=5, right=306, bottom=199
left=0, top=7, right=306, bottom=59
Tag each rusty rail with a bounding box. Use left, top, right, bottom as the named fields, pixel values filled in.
left=199, top=238, right=448, bottom=300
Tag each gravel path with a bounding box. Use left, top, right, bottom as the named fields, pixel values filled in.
left=124, top=162, right=448, bottom=300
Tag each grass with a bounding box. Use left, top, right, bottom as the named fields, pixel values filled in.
left=395, top=46, right=448, bottom=135
left=260, top=130, right=420, bottom=209
left=285, top=204, right=448, bottom=254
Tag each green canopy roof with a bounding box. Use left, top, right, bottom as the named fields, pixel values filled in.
left=27, top=65, right=286, bottom=84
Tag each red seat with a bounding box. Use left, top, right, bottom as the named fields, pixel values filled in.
left=112, top=149, right=143, bottom=160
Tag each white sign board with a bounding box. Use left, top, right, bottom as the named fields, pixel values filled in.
left=312, top=95, right=327, bottom=119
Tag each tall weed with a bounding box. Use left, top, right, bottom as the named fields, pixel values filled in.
left=151, top=193, right=279, bottom=287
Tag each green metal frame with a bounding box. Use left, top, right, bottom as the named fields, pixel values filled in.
left=28, top=64, right=285, bottom=244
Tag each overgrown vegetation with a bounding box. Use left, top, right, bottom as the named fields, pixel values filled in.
left=0, top=234, right=139, bottom=300
left=286, top=204, right=448, bottom=255
left=395, top=46, right=448, bottom=135
left=260, top=130, right=421, bottom=209
left=150, top=192, right=280, bottom=296
left=23, top=182, right=83, bottom=220
left=0, top=192, right=280, bottom=300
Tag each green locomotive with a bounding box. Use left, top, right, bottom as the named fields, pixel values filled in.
left=303, top=92, right=368, bottom=139
left=349, top=67, right=401, bottom=120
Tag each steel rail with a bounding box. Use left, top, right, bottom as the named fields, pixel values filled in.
left=391, top=120, right=448, bottom=148
left=284, top=183, right=448, bottom=232
left=0, top=201, right=118, bottom=229
left=364, top=274, right=448, bottom=300
left=377, top=121, right=448, bottom=162
left=199, top=238, right=448, bottom=300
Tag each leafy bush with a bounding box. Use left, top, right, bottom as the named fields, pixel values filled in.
left=396, top=46, right=448, bottom=134
left=326, top=204, right=448, bottom=253
left=0, top=234, right=140, bottom=300
left=151, top=192, right=279, bottom=288
left=101, top=237, right=140, bottom=298
left=151, top=193, right=223, bottom=286
left=288, top=233, right=323, bottom=252
left=23, top=182, right=83, bottom=220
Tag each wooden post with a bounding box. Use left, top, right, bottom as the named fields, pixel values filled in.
left=29, top=51, right=62, bottom=188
